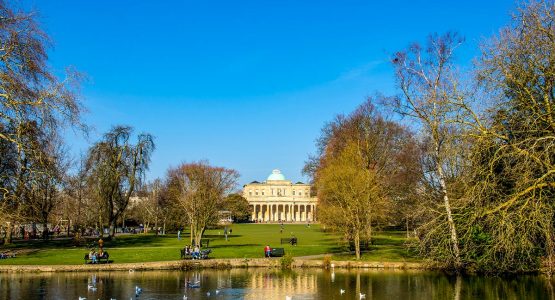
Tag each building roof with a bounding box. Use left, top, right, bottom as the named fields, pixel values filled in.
left=267, top=169, right=286, bottom=181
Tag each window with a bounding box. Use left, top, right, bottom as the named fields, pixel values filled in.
left=262, top=190, right=265, bottom=196
left=293, top=190, right=296, bottom=195
left=255, top=190, right=259, bottom=196
left=249, top=191, right=252, bottom=196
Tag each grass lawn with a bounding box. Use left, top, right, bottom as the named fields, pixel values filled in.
left=0, top=224, right=419, bottom=265
left=331, top=231, right=420, bottom=262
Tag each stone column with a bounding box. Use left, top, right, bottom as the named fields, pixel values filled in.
left=251, top=205, right=256, bottom=221
left=288, top=204, right=292, bottom=221
left=265, top=204, right=269, bottom=221
left=312, top=204, right=316, bottom=221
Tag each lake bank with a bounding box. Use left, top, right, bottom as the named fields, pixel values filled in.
left=0, top=257, right=425, bottom=273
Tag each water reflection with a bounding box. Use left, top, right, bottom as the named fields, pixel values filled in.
left=0, top=268, right=553, bottom=299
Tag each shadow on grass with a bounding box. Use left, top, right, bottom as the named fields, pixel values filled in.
left=208, top=243, right=261, bottom=249
left=1, top=234, right=172, bottom=250
left=107, top=235, right=169, bottom=248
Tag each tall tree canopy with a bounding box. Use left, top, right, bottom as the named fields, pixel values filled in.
left=0, top=2, right=84, bottom=243
left=307, top=100, right=421, bottom=259
left=166, top=161, right=238, bottom=246
left=86, top=126, right=154, bottom=238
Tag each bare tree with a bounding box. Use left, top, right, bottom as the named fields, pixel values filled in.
left=459, top=0, right=555, bottom=273
left=308, top=100, right=420, bottom=259
left=390, top=33, right=468, bottom=267
left=0, top=2, right=85, bottom=243
left=86, top=126, right=154, bottom=238
left=166, top=161, right=238, bottom=246
left=317, top=142, right=389, bottom=259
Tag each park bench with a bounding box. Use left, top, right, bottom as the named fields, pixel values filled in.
left=280, top=237, right=297, bottom=246
left=269, top=248, right=285, bottom=257
left=84, top=252, right=110, bottom=264
left=180, top=248, right=212, bottom=260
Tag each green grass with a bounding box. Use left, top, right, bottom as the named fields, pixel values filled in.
left=331, top=231, right=420, bottom=262
left=0, top=224, right=420, bottom=265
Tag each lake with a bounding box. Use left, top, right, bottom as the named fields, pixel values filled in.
left=0, top=268, right=552, bottom=299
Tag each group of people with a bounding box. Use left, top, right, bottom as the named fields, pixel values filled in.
left=88, top=249, right=107, bottom=263
left=183, top=245, right=201, bottom=259
left=0, top=252, right=15, bottom=259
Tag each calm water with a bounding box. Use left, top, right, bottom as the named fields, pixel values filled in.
left=0, top=268, right=553, bottom=300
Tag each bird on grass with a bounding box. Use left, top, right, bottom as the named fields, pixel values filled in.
left=78, top=297, right=86, bottom=300
left=360, top=293, right=366, bottom=299
left=215, top=290, right=220, bottom=295
left=206, top=291, right=211, bottom=297
left=340, top=289, right=345, bottom=295
left=183, top=296, right=188, bottom=300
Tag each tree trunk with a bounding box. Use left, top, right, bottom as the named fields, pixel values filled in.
left=98, top=213, right=103, bottom=238
left=5, top=222, right=13, bottom=244
left=190, top=224, right=194, bottom=245
left=42, top=218, right=49, bottom=241
left=406, top=218, right=410, bottom=238
left=154, top=218, right=158, bottom=236
left=437, top=162, right=461, bottom=266
left=109, top=218, right=117, bottom=238
left=195, top=226, right=205, bottom=248
left=354, top=230, right=361, bottom=260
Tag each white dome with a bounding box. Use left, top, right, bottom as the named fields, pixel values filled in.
left=267, top=169, right=286, bottom=181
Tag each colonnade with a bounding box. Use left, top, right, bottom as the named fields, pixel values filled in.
left=251, top=203, right=316, bottom=222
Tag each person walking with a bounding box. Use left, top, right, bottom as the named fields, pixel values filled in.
left=177, top=229, right=181, bottom=241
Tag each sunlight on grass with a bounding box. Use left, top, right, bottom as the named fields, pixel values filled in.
left=0, top=225, right=420, bottom=265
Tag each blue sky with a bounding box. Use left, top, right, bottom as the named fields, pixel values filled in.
left=24, top=0, right=516, bottom=186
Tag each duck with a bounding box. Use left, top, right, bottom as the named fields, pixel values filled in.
left=135, top=286, right=143, bottom=297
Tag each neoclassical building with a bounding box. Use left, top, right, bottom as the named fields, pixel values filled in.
left=243, top=169, right=318, bottom=222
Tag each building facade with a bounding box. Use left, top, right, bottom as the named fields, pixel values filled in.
left=243, top=169, right=318, bottom=222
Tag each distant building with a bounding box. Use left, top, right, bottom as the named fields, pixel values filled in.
left=243, top=169, right=317, bottom=222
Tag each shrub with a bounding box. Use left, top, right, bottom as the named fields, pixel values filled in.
left=323, top=255, right=332, bottom=269
left=280, top=254, right=294, bottom=269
